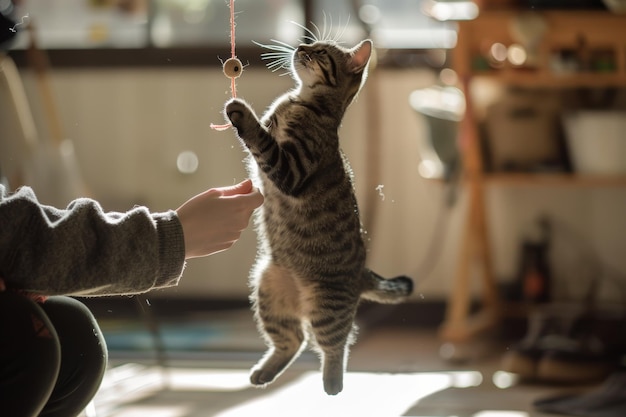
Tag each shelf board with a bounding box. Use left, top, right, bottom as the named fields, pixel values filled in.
left=471, top=71, right=626, bottom=88
left=483, top=173, right=626, bottom=187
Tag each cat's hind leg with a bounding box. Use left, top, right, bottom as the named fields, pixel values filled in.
left=250, top=263, right=306, bottom=387
left=309, top=301, right=359, bottom=395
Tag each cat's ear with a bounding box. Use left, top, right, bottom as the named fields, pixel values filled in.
left=348, top=39, right=373, bottom=73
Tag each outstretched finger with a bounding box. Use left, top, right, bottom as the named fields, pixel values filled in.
left=220, top=179, right=254, bottom=197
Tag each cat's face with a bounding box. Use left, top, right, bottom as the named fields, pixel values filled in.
left=291, top=40, right=373, bottom=93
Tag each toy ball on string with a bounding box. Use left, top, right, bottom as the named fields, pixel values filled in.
left=211, top=57, right=242, bottom=131
left=223, top=57, right=243, bottom=79
left=210, top=0, right=242, bottom=131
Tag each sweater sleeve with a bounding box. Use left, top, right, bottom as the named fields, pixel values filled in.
left=0, top=185, right=186, bottom=296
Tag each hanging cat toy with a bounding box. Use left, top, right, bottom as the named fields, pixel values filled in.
left=210, top=0, right=243, bottom=131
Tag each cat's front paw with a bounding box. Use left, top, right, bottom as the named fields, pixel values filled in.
left=225, top=98, right=253, bottom=134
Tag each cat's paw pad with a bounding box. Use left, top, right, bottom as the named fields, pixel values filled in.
left=323, top=377, right=343, bottom=396
left=250, top=369, right=277, bottom=387
left=225, top=98, right=249, bottom=128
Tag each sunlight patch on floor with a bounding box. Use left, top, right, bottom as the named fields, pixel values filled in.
left=107, top=405, right=190, bottom=417
left=474, top=411, right=529, bottom=417
left=90, top=365, right=252, bottom=417
left=165, top=368, right=251, bottom=392
left=215, top=370, right=482, bottom=417
left=100, top=364, right=251, bottom=394
left=92, top=366, right=534, bottom=417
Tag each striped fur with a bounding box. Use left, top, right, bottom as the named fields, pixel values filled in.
left=225, top=39, right=413, bottom=395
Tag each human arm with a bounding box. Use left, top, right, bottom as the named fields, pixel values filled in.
left=0, top=180, right=262, bottom=296
left=0, top=184, right=185, bottom=296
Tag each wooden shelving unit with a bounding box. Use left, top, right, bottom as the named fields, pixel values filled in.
left=439, top=9, right=626, bottom=344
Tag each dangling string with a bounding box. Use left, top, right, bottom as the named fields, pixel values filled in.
left=211, top=0, right=242, bottom=131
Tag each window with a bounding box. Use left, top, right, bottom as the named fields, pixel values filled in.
left=150, top=0, right=304, bottom=48
left=9, top=0, right=305, bottom=49
left=312, top=0, right=457, bottom=49
left=9, top=0, right=150, bottom=49
left=6, top=0, right=458, bottom=66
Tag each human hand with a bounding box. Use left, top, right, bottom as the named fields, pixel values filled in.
left=176, top=179, right=263, bottom=259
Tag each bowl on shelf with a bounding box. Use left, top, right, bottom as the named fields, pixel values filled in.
left=562, top=110, right=626, bottom=175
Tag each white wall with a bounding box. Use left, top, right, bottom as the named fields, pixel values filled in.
left=9, top=66, right=626, bottom=303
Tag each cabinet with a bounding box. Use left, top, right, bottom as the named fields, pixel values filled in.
left=439, top=10, right=626, bottom=344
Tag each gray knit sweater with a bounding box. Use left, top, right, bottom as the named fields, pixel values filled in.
left=0, top=184, right=185, bottom=296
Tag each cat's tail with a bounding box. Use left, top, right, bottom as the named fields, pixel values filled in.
left=360, top=269, right=413, bottom=304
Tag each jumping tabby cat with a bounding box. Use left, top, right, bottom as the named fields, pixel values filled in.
left=224, top=36, right=413, bottom=395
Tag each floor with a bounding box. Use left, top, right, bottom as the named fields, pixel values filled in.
left=82, top=309, right=598, bottom=417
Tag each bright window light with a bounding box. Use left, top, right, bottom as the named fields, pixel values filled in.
left=424, top=0, right=479, bottom=21
left=490, top=43, right=508, bottom=63
left=492, top=371, right=520, bottom=389
left=372, top=28, right=458, bottom=49
left=507, top=44, right=528, bottom=66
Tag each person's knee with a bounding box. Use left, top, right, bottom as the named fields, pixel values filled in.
left=0, top=292, right=61, bottom=416
left=38, top=297, right=108, bottom=417
left=43, top=296, right=108, bottom=369
left=0, top=291, right=61, bottom=361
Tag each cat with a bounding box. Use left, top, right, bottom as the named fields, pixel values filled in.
left=224, top=36, right=413, bottom=395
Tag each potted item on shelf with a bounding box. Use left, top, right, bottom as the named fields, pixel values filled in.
left=562, top=110, right=626, bottom=175
left=483, top=88, right=570, bottom=173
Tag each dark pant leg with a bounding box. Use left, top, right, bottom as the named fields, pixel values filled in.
left=0, top=292, right=61, bottom=417
left=39, top=296, right=108, bottom=417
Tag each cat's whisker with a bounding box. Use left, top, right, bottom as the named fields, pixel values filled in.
left=262, top=57, right=285, bottom=68
left=310, top=18, right=323, bottom=42
left=266, top=60, right=291, bottom=72
left=267, top=66, right=285, bottom=73
left=253, top=39, right=295, bottom=51
left=263, top=59, right=291, bottom=69
left=263, top=55, right=288, bottom=63
left=265, top=57, right=288, bottom=66
left=277, top=70, right=292, bottom=77
left=254, top=45, right=293, bottom=55
left=262, top=52, right=293, bottom=72
left=300, top=35, right=318, bottom=45
left=258, top=47, right=291, bottom=55
left=333, top=15, right=350, bottom=44
left=269, top=39, right=297, bottom=51
left=328, top=13, right=334, bottom=41
left=289, top=20, right=319, bottom=44
left=259, top=52, right=290, bottom=61
left=260, top=52, right=291, bottom=59
left=254, top=39, right=297, bottom=72
left=319, top=11, right=329, bottom=41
